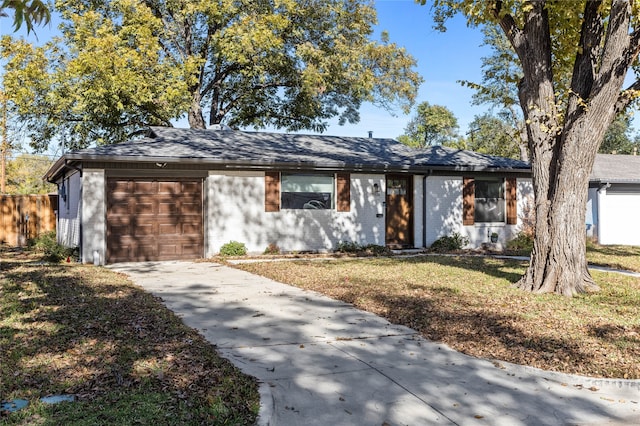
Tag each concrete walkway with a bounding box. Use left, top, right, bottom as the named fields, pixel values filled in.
left=109, top=261, right=640, bottom=426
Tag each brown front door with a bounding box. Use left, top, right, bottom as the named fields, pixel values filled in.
left=106, top=178, right=204, bottom=263
left=385, top=175, right=413, bottom=248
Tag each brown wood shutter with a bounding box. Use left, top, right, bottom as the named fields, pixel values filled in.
left=463, top=177, right=475, bottom=226
left=336, top=173, right=350, bottom=212
left=506, top=177, right=517, bottom=225
left=265, top=172, right=280, bottom=212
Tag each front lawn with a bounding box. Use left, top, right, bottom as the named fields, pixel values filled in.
left=0, top=248, right=259, bottom=425
left=236, top=255, right=640, bottom=379
left=586, top=241, right=640, bottom=272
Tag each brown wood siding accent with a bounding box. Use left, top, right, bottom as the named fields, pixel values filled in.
left=106, top=178, right=203, bottom=263
left=506, top=177, right=517, bottom=225
left=264, top=172, right=280, bottom=212
left=463, top=177, right=475, bottom=226
left=0, top=195, right=57, bottom=246
left=336, top=173, right=350, bottom=212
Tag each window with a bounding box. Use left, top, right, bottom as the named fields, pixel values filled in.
left=281, top=173, right=334, bottom=209
left=474, top=178, right=505, bottom=223
left=386, top=178, right=408, bottom=195
left=463, top=177, right=517, bottom=225
left=265, top=172, right=350, bottom=212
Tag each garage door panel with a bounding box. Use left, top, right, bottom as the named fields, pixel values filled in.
left=109, top=181, right=132, bottom=193
left=180, top=244, right=202, bottom=255
left=134, top=224, right=157, bottom=236
left=181, top=223, right=201, bottom=234
left=158, top=202, right=179, bottom=215
left=135, top=202, right=157, bottom=215
left=181, top=182, right=201, bottom=192
left=158, top=223, right=179, bottom=235
left=108, top=202, right=131, bottom=215
left=157, top=181, right=181, bottom=193
left=107, top=178, right=203, bottom=263
left=181, top=202, right=201, bottom=214
left=133, top=181, right=156, bottom=193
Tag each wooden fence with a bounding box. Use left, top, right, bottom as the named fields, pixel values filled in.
left=0, top=194, right=58, bottom=246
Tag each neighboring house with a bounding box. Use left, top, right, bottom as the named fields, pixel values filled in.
left=44, top=127, right=532, bottom=264
left=587, top=153, right=640, bottom=246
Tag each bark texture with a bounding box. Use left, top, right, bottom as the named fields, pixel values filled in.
left=494, top=0, right=640, bottom=296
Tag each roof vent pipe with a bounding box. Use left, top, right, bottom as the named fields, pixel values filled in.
left=368, top=131, right=373, bottom=139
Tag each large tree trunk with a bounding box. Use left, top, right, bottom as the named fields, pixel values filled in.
left=494, top=0, right=636, bottom=296
left=517, top=125, right=599, bottom=296
left=188, top=90, right=206, bottom=129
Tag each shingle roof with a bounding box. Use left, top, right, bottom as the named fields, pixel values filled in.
left=47, top=126, right=530, bottom=179
left=591, top=154, right=640, bottom=183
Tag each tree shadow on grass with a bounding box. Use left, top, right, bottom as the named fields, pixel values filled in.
left=393, top=253, right=527, bottom=284
left=0, top=259, right=258, bottom=424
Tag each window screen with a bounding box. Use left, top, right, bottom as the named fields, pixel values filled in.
left=474, top=178, right=505, bottom=223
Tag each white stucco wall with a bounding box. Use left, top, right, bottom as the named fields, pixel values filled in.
left=412, top=175, right=425, bottom=248
left=205, top=171, right=385, bottom=255
left=592, top=184, right=640, bottom=246
left=57, top=171, right=81, bottom=248
left=81, top=169, right=106, bottom=264
left=423, top=176, right=533, bottom=249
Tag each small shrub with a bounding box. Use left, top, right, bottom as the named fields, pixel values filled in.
left=363, top=244, right=392, bottom=256
left=336, top=241, right=363, bottom=253
left=263, top=243, right=280, bottom=255
left=506, top=231, right=534, bottom=254
left=429, top=232, right=469, bottom=253
left=30, top=231, right=77, bottom=262
left=336, top=241, right=391, bottom=256
left=219, top=241, right=247, bottom=256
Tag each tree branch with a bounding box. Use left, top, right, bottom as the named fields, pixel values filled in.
left=614, top=78, right=640, bottom=114
left=569, top=0, right=602, bottom=100
left=492, top=0, right=525, bottom=58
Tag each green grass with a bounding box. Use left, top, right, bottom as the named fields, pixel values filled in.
left=237, top=255, right=640, bottom=379
left=586, top=241, right=640, bottom=272
left=0, top=248, right=259, bottom=425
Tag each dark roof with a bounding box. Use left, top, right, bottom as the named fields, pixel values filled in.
left=46, top=126, right=530, bottom=180
left=591, top=154, right=640, bottom=184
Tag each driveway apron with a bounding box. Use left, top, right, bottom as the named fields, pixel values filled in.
left=109, top=261, right=640, bottom=426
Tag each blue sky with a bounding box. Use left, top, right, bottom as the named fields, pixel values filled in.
left=325, top=0, right=491, bottom=139
left=1, top=0, right=491, bottom=141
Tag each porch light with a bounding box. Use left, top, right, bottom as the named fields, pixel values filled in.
left=373, top=183, right=381, bottom=195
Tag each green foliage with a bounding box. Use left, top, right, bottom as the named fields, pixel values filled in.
left=5, top=154, right=56, bottom=194
left=458, top=26, right=528, bottom=160
left=263, top=243, right=281, bottom=255
left=398, top=101, right=459, bottom=148
left=336, top=241, right=363, bottom=253
left=30, top=231, right=77, bottom=262
left=0, top=0, right=50, bottom=33
left=219, top=241, right=247, bottom=257
left=3, top=0, right=422, bottom=150
left=599, top=114, right=639, bottom=155
left=336, top=241, right=391, bottom=256
left=464, top=113, right=521, bottom=159
left=429, top=232, right=469, bottom=253
left=506, top=232, right=534, bottom=255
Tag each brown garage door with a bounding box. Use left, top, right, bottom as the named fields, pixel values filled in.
left=106, top=178, right=204, bottom=263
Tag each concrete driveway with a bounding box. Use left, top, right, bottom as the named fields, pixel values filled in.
left=109, top=261, right=640, bottom=426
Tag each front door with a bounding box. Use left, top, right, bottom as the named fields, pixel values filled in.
left=385, top=175, right=413, bottom=248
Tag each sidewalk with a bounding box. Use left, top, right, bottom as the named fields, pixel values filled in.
left=109, top=261, right=640, bottom=426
